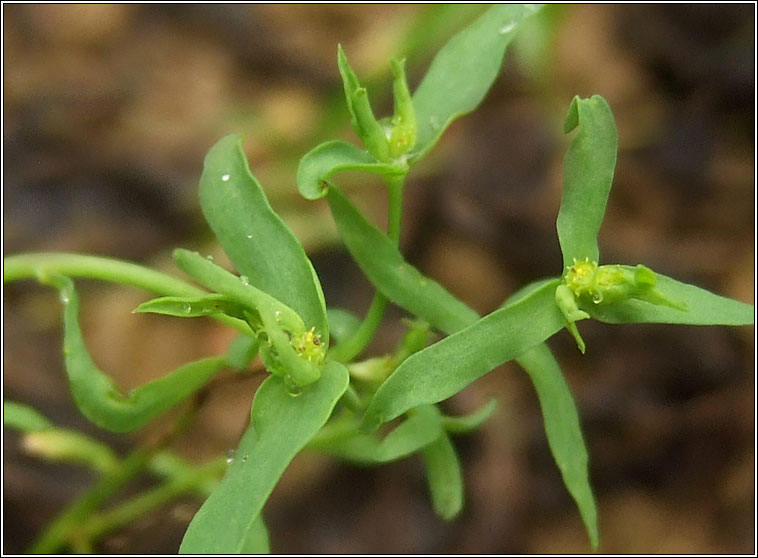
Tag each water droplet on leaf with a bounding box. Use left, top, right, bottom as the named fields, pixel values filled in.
left=205, top=255, right=214, bottom=262
left=182, top=302, right=192, bottom=314
left=240, top=275, right=249, bottom=286
left=499, top=22, right=516, bottom=34
left=284, top=376, right=302, bottom=397
left=221, top=174, right=230, bottom=182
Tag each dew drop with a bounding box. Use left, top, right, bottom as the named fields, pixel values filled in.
left=221, top=174, right=231, bottom=182
left=274, top=311, right=281, bottom=322
left=284, top=376, right=302, bottom=397
left=182, top=302, right=192, bottom=314
left=499, top=22, right=516, bottom=34
left=592, top=292, right=604, bottom=304
left=226, top=449, right=235, bottom=464
left=59, top=292, right=70, bottom=304
left=239, top=275, right=249, bottom=286
left=205, top=254, right=214, bottom=262
left=242, top=454, right=248, bottom=463
left=246, top=233, right=253, bottom=239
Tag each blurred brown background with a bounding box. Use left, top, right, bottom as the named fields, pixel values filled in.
left=3, top=4, right=755, bottom=554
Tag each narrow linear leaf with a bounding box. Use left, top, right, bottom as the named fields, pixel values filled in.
left=134, top=294, right=247, bottom=320
left=21, top=428, right=120, bottom=475
left=224, top=335, right=260, bottom=371
left=3, top=252, right=253, bottom=335
left=327, top=186, right=480, bottom=334
left=297, top=140, right=404, bottom=200
left=441, top=398, right=499, bottom=434
left=517, top=343, right=598, bottom=549
left=556, top=95, right=618, bottom=270
left=308, top=404, right=443, bottom=464
left=41, top=275, right=227, bottom=433
left=421, top=431, right=464, bottom=521
left=179, top=361, right=349, bottom=554
left=411, top=4, right=544, bottom=161
left=3, top=401, right=54, bottom=432
left=587, top=268, right=754, bottom=326
left=199, top=134, right=328, bottom=341
left=362, top=280, right=565, bottom=431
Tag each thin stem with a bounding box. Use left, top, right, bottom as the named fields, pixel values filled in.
left=4, top=252, right=251, bottom=335
left=329, top=173, right=406, bottom=363
left=29, top=449, right=153, bottom=554
left=82, top=457, right=227, bottom=543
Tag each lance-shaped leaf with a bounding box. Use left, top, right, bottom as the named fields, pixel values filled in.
left=421, top=431, right=464, bottom=521
left=307, top=404, right=443, bottom=464
left=440, top=398, right=498, bottom=434
left=179, top=361, right=349, bottom=553
left=38, top=275, right=228, bottom=433
left=3, top=401, right=54, bottom=432
left=411, top=4, right=544, bottom=162
left=362, top=280, right=565, bottom=431
left=586, top=267, right=754, bottom=326
left=199, top=134, right=328, bottom=342
left=134, top=294, right=248, bottom=320
left=297, top=140, right=404, bottom=200
left=555, top=95, right=618, bottom=270
left=327, top=186, right=480, bottom=334
left=517, top=343, right=598, bottom=549
left=338, top=45, right=391, bottom=162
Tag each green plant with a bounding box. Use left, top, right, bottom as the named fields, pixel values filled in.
left=3, top=5, right=753, bottom=553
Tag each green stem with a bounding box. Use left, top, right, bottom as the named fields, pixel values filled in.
left=82, top=457, right=227, bottom=543
left=29, top=449, right=152, bottom=554
left=329, top=174, right=406, bottom=363
left=4, top=252, right=251, bottom=335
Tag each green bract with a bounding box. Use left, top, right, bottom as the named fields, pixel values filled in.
left=2, top=5, right=752, bottom=554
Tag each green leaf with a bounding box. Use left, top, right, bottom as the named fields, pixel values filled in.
left=40, top=275, right=228, bottom=433
left=556, top=95, right=618, bottom=270
left=179, top=360, right=349, bottom=553
left=297, top=140, right=404, bottom=200
left=586, top=268, right=754, bottom=326
left=411, top=4, right=544, bottom=162
left=20, top=428, right=120, bottom=475
left=517, top=343, right=598, bottom=549
left=388, top=58, right=417, bottom=158
left=362, top=279, right=565, bottom=431
left=337, top=45, right=391, bottom=162
left=199, top=134, right=328, bottom=342
left=421, top=431, right=464, bottom=521
left=240, top=515, right=270, bottom=554
left=3, top=401, right=54, bottom=432
left=308, top=404, right=443, bottom=464
left=326, top=307, right=362, bottom=345
left=224, top=335, right=260, bottom=371
left=441, top=398, right=498, bottom=434
left=133, top=294, right=247, bottom=320
left=327, top=186, right=479, bottom=334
